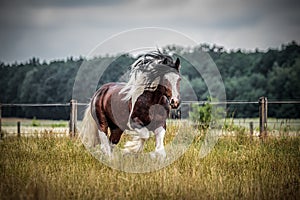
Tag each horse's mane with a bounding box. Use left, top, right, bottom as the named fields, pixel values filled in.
left=119, top=50, right=176, bottom=101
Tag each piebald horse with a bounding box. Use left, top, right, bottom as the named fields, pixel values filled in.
left=80, top=51, right=181, bottom=158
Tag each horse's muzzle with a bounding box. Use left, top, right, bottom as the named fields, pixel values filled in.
left=170, top=97, right=181, bottom=109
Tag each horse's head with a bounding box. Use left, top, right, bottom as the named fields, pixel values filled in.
left=120, top=51, right=181, bottom=109
left=161, top=57, right=181, bottom=109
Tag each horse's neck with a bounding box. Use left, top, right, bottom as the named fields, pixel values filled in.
left=146, top=87, right=166, bottom=104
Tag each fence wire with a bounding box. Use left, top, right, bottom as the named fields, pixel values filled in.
left=1, top=100, right=300, bottom=107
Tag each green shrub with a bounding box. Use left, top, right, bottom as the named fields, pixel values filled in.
left=190, top=98, right=224, bottom=130
left=31, top=117, right=41, bottom=127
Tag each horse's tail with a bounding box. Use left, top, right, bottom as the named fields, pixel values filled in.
left=79, top=103, right=100, bottom=147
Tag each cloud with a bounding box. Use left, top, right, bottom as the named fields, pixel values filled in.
left=0, top=0, right=299, bottom=63
left=0, top=0, right=123, bottom=8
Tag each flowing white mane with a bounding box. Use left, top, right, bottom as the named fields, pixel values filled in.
left=119, top=51, right=175, bottom=101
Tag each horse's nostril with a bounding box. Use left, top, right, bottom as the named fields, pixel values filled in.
left=171, top=99, right=174, bottom=105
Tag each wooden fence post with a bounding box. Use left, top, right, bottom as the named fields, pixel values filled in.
left=0, top=103, right=2, bottom=139
left=69, top=99, right=78, bottom=137
left=249, top=121, right=253, bottom=139
left=259, top=97, right=268, bottom=138
left=17, top=121, right=21, bottom=137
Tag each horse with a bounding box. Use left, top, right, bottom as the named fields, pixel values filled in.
left=79, top=51, right=181, bottom=158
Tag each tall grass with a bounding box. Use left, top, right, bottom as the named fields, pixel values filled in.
left=0, top=126, right=299, bottom=199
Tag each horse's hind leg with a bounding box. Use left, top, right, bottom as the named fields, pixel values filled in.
left=110, top=127, right=123, bottom=145
left=92, top=100, right=113, bottom=156
left=109, top=127, right=123, bottom=152
left=98, top=130, right=112, bottom=157
left=96, top=117, right=112, bottom=156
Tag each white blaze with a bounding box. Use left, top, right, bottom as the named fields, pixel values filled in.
left=164, top=72, right=180, bottom=99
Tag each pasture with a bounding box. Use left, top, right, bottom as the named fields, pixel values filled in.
left=1, top=119, right=299, bottom=199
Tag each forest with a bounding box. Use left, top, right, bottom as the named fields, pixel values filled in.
left=0, top=41, right=299, bottom=119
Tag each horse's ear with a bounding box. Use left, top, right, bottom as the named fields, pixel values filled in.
left=163, top=58, right=168, bottom=65
left=175, top=58, right=180, bottom=70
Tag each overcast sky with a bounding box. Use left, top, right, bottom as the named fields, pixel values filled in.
left=0, top=0, right=299, bottom=63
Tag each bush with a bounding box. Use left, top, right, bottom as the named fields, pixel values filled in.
left=31, top=117, right=41, bottom=127
left=190, top=98, right=224, bottom=130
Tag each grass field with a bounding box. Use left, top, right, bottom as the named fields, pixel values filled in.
left=0, top=122, right=299, bottom=199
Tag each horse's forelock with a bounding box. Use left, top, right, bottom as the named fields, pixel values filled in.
left=132, top=51, right=174, bottom=70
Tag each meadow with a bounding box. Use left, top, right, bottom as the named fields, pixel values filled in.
left=0, top=120, right=299, bottom=199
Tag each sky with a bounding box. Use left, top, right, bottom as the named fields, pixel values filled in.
left=0, top=0, right=299, bottom=63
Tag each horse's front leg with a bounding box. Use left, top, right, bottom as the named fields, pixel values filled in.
left=123, top=126, right=150, bottom=154
left=151, top=126, right=166, bottom=159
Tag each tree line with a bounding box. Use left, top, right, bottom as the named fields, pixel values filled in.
left=0, top=41, right=299, bottom=119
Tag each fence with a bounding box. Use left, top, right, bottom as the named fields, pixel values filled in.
left=1, top=97, right=300, bottom=138
left=0, top=101, right=78, bottom=138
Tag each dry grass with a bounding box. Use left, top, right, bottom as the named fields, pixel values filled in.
left=0, top=124, right=299, bottom=199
